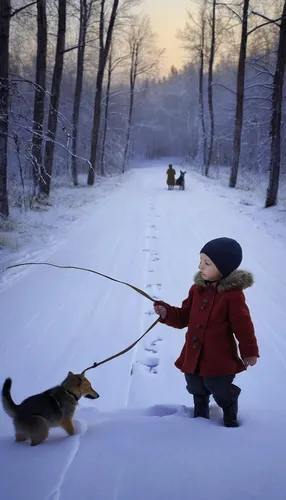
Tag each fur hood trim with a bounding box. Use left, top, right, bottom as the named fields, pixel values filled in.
left=194, top=269, right=254, bottom=292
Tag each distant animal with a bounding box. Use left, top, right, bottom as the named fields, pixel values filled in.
left=166, top=164, right=176, bottom=190
left=176, top=170, right=186, bottom=190
left=2, top=371, right=99, bottom=446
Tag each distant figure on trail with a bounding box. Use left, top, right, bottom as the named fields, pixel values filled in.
left=166, top=164, right=176, bottom=190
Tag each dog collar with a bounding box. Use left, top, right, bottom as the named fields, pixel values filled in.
left=63, top=388, right=79, bottom=402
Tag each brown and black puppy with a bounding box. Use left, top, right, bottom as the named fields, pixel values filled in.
left=2, top=371, right=99, bottom=446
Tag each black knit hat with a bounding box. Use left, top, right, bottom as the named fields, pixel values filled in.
left=200, top=237, right=242, bottom=277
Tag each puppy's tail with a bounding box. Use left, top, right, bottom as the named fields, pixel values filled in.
left=2, top=378, right=17, bottom=418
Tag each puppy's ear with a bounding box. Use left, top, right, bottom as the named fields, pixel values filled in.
left=68, top=371, right=74, bottom=377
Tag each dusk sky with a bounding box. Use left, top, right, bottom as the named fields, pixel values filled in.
left=143, top=0, right=197, bottom=75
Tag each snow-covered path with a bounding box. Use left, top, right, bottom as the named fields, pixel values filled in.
left=1, top=165, right=285, bottom=500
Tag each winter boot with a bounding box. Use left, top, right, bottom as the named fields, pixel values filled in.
left=193, top=395, right=210, bottom=419
left=223, top=400, right=239, bottom=428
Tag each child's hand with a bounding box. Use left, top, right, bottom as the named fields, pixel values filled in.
left=154, top=303, right=167, bottom=320
left=243, top=356, right=258, bottom=367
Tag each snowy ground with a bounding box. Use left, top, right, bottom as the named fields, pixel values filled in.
left=1, top=162, right=286, bottom=500
left=0, top=173, right=127, bottom=274
left=185, top=161, right=286, bottom=243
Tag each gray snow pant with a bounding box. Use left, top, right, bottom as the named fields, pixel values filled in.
left=185, top=373, right=241, bottom=410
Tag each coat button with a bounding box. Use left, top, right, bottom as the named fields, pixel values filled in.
left=193, top=343, right=199, bottom=349
left=192, top=336, right=198, bottom=341
left=200, top=306, right=205, bottom=310
left=202, top=298, right=208, bottom=304
left=196, top=324, right=201, bottom=328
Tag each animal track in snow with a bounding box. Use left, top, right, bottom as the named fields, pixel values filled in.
left=132, top=356, right=159, bottom=374
left=145, top=310, right=156, bottom=316
left=146, top=283, right=162, bottom=292
left=142, top=354, right=159, bottom=373
left=132, top=335, right=162, bottom=374
left=145, top=337, right=162, bottom=354
left=145, top=346, right=157, bottom=354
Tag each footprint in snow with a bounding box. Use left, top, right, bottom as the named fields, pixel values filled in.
left=144, top=336, right=162, bottom=356
left=145, top=346, right=157, bottom=354
left=145, top=310, right=156, bottom=316
left=130, top=358, right=158, bottom=375
left=150, top=338, right=161, bottom=346
left=152, top=257, right=160, bottom=262
left=145, top=283, right=162, bottom=291
left=144, top=405, right=189, bottom=417
left=143, top=353, right=159, bottom=372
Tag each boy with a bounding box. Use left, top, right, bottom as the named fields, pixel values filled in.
left=154, top=237, right=259, bottom=427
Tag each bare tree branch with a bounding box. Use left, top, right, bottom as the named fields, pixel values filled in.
left=248, top=11, right=283, bottom=36
left=216, top=2, right=242, bottom=22
left=250, top=10, right=283, bottom=26
left=10, top=1, right=37, bottom=17
left=61, top=38, right=98, bottom=54
left=213, top=82, right=237, bottom=95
